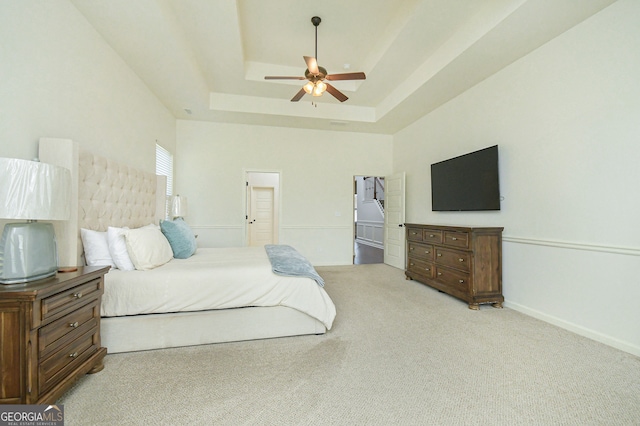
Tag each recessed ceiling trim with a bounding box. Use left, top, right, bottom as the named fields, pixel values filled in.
left=376, top=0, right=528, bottom=121
left=210, top=92, right=376, bottom=122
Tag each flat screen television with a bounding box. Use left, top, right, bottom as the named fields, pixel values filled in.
left=431, top=145, right=500, bottom=211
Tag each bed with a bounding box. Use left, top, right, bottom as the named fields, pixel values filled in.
left=38, top=139, right=336, bottom=353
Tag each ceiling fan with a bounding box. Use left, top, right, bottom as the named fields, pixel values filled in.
left=264, top=16, right=366, bottom=103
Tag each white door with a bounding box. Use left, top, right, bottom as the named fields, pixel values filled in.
left=246, top=172, right=279, bottom=246
left=384, top=172, right=406, bottom=269
left=250, top=186, right=274, bottom=246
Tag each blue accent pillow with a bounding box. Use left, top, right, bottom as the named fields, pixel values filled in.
left=160, top=218, right=197, bottom=259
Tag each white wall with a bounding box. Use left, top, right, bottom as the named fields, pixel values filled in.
left=0, top=1, right=176, bottom=171
left=176, top=120, right=392, bottom=265
left=0, top=1, right=176, bottom=249
left=393, top=0, right=640, bottom=355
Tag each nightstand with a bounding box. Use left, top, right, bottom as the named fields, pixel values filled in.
left=0, top=266, right=109, bottom=404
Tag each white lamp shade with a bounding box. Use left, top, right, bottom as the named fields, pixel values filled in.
left=0, top=158, right=71, bottom=220
left=170, top=195, right=188, bottom=218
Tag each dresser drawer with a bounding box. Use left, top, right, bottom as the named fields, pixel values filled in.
left=422, top=229, right=443, bottom=244
left=39, top=301, right=98, bottom=359
left=443, top=231, right=469, bottom=249
left=39, top=332, right=98, bottom=394
left=408, top=242, right=434, bottom=261
left=435, top=248, right=470, bottom=271
left=407, top=258, right=434, bottom=279
left=40, top=278, right=102, bottom=322
left=435, top=266, right=471, bottom=291
left=407, top=227, right=424, bottom=241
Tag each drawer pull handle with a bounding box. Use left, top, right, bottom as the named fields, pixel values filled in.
left=409, top=247, right=414, bottom=251
left=425, top=251, right=430, bottom=254
left=73, top=292, right=83, bottom=299
left=429, top=234, right=434, bottom=238
left=69, top=322, right=79, bottom=328
left=452, top=237, right=458, bottom=241
left=69, top=352, right=78, bottom=358
left=458, top=258, right=464, bottom=262
left=410, top=263, right=414, bottom=267
left=459, top=279, right=465, bottom=284
left=437, top=253, right=442, bottom=257
left=425, top=268, right=430, bottom=271
left=437, top=272, right=442, bottom=276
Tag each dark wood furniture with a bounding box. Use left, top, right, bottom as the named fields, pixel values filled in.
left=405, top=224, right=503, bottom=309
left=0, top=266, right=108, bottom=404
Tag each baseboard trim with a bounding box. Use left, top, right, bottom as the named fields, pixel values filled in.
left=504, top=300, right=640, bottom=357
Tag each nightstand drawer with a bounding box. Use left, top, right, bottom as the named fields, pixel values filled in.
left=408, top=242, right=434, bottom=261
left=39, top=332, right=98, bottom=395
left=40, top=278, right=102, bottom=322
left=39, top=301, right=99, bottom=359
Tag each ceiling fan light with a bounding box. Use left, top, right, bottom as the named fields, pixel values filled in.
left=312, top=83, right=324, bottom=97
left=303, top=81, right=314, bottom=94
left=316, top=80, right=327, bottom=93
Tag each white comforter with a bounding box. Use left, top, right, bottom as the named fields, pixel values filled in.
left=101, top=247, right=336, bottom=329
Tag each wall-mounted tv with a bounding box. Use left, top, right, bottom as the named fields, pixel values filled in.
left=431, top=145, right=500, bottom=211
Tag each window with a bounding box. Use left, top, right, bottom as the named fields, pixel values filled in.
left=155, top=143, right=173, bottom=197
left=156, top=143, right=173, bottom=218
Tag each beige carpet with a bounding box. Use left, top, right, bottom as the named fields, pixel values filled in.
left=59, top=264, right=640, bottom=425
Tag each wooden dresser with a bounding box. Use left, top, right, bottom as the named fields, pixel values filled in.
left=405, top=224, right=503, bottom=309
left=0, top=266, right=108, bottom=404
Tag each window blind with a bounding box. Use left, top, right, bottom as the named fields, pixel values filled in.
left=155, top=143, right=173, bottom=197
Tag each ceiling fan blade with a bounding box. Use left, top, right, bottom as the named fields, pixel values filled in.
left=291, top=88, right=306, bottom=102
left=265, top=76, right=306, bottom=80
left=325, top=83, right=348, bottom=102
left=304, top=56, right=320, bottom=75
left=326, top=72, right=366, bottom=81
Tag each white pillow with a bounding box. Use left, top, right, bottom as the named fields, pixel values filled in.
left=80, top=228, right=116, bottom=268
left=107, top=226, right=135, bottom=271
left=124, top=226, right=173, bottom=270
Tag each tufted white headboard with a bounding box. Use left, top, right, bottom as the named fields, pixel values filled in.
left=78, top=151, right=158, bottom=232
left=77, top=151, right=166, bottom=263
left=38, top=138, right=166, bottom=266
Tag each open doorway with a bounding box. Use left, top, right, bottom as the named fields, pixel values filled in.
left=353, top=176, right=384, bottom=264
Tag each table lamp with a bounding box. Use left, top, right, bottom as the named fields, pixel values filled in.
left=0, top=158, right=71, bottom=284
left=170, top=194, right=188, bottom=220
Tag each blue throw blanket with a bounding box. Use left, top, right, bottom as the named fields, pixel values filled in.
left=264, top=245, right=325, bottom=287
